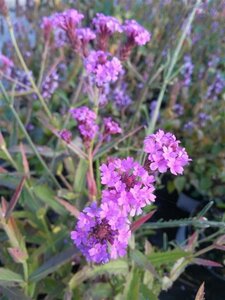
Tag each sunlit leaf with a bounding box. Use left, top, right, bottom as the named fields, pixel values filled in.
left=0, top=268, right=24, bottom=283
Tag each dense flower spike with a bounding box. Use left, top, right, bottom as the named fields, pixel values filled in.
left=85, top=51, right=123, bottom=86
left=206, top=72, right=225, bottom=101
left=103, top=117, right=122, bottom=135
left=70, top=106, right=98, bottom=146
left=123, top=20, right=151, bottom=46
left=100, top=157, right=155, bottom=216
left=181, top=55, right=194, bottom=87
left=144, top=130, right=190, bottom=175
left=71, top=202, right=130, bottom=263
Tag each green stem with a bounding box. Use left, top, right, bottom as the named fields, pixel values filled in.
left=6, top=15, right=52, bottom=120
left=37, top=40, right=49, bottom=88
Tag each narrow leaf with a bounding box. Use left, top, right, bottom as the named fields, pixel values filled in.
left=5, top=177, right=26, bottom=220
left=130, top=249, right=158, bottom=278
left=55, top=197, right=80, bottom=218
left=214, top=245, right=225, bottom=251
left=0, top=268, right=24, bottom=283
left=131, top=210, right=156, bottom=232
left=0, top=286, right=32, bottom=300
left=148, top=249, right=190, bottom=267
left=20, top=143, right=30, bottom=176
left=193, top=258, right=222, bottom=267
left=124, top=268, right=140, bottom=300
left=195, top=282, right=205, bottom=300
left=69, top=260, right=128, bottom=289
left=29, top=247, right=78, bottom=282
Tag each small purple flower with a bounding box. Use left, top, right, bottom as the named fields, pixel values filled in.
left=85, top=50, right=123, bottom=86
left=70, top=106, right=98, bottom=146
left=198, top=112, right=210, bottom=127
left=206, top=72, right=225, bottom=101
left=59, top=129, right=72, bottom=143
left=144, top=130, right=190, bottom=175
left=123, top=20, right=151, bottom=46
left=183, top=121, right=195, bottom=133
left=181, top=55, right=194, bottom=87
left=41, top=70, right=59, bottom=100
left=113, top=83, right=132, bottom=108
left=173, top=104, right=184, bottom=116
left=41, top=16, right=54, bottom=40
left=0, top=54, right=14, bottom=75
left=103, top=117, right=122, bottom=135
left=93, top=13, right=122, bottom=35
left=71, top=202, right=130, bottom=263
left=100, top=157, right=155, bottom=216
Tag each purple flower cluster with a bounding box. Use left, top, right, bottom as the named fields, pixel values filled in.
left=206, top=72, right=225, bottom=101
left=93, top=13, right=122, bottom=35
left=0, top=54, right=14, bottom=75
left=52, top=9, right=84, bottom=31
left=59, top=129, right=72, bottom=143
left=123, top=20, right=151, bottom=46
left=181, top=55, right=194, bottom=87
left=70, top=106, right=99, bottom=146
left=144, top=130, right=190, bottom=175
left=100, top=157, right=155, bottom=216
left=71, top=202, right=130, bottom=263
left=198, top=112, right=210, bottom=127
left=172, top=104, right=184, bottom=116
left=103, top=117, right=122, bottom=135
left=85, top=50, right=123, bottom=86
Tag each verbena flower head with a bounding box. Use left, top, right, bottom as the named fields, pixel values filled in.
left=144, top=130, right=190, bottom=175
left=103, top=117, right=122, bottom=135
left=41, top=70, right=59, bottom=100
left=70, top=106, right=98, bottom=146
left=85, top=50, right=123, bottom=86
left=52, top=9, right=84, bottom=31
left=100, top=157, right=155, bottom=216
left=71, top=202, right=130, bottom=263
left=123, top=20, right=151, bottom=46
left=41, top=16, right=54, bottom=40
left=93, top=13, right=122, bottom=35
left=59, top=129, right=72, bottom=143
left=77, top=28, right=96, bottom=43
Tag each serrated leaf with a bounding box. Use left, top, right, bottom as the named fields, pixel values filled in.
left=29, top=247, right=78, bottom=282
left=0, top=268, right=24, bottom=283
left=148, top=249, right=190, bottom=267
left=69, top=260, right=128, bottom=289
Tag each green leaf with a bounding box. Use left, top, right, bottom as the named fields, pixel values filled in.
left=74, top=159, right=88, bottom=192
left=0, top=268, right=24, bottom=284
left=29, top=247, right=78, bottom=282
left=124, top=268, right=140, bottom=300
left=32, top=184, right=66, bottom=215
left=130, top=249, right=158, bottom=278
left=174, top=177, right=186, bottom=193
left=140, top=284, right=158, bottom=300
left=0, top=286, right=32, bottom=300
left=148, top=249, right=190, bottom=267
left=69, top=260, right=128, bottom=290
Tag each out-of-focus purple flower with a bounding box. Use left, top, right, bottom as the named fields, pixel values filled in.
left=0, top=54, right=14, bottom=75
left=71, top=202, right=130, bottom=263
left=173, top=104, right=184, bottom=116
left=41, top=70, right=59, bottom=100
left=59, top=129, right=72, bottom=143
left=198, top=112, right=210, bottom=127
left=93, top=13, right=122, bottom=35
left=103, top=117, right=122, bottom=135
left=206, top=72, right=225, bottom=101
left=85, top=50, right=123, bottom=86
left=113, top=83, right=132, bottom=108
left=144, top=129, right=190, bottom=175
left=123, top=20, right=151, bottom=46
left=150, top=100, right=158, bottom=118
left=52, top=9, right=84, bottom=31
left=183, top=121, right=195, bottom=133
left=77, top=28, right=96, bottom=43
left=12, top=69, right=33, bottom=92
left=100, top=157, right=155, bottom=216
left=70, top=106, right=98, bottom=146
left=208, top=55, right=220, bottom=68
left=181, top=55, right=194, bottom=87
left=41, top=16, right=54, bottom=40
